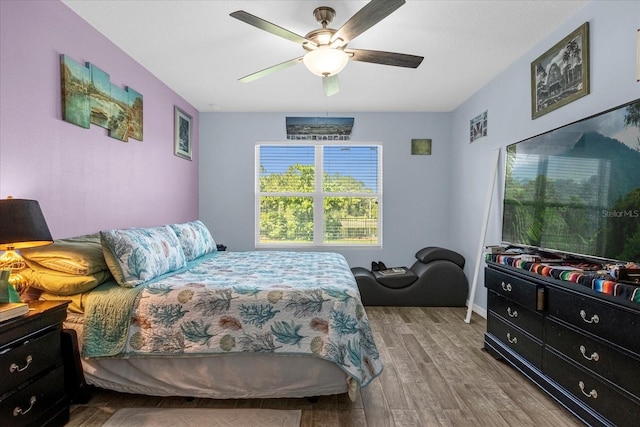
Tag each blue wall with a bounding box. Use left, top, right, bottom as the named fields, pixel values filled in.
left=199, top=1, right=640, bottom=315
left=199, top=112, right=452, bottom=270
left=449, top=0, right=640, bottom=315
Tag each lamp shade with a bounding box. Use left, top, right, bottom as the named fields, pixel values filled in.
left=0, top=199, right=53, bottom=250
left=303, top=47, right=349, bottom=77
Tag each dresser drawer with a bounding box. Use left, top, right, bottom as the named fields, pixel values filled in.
left=487, top=313, right=542, bottom=369
left=0, top=330, right=62, bottom=394
left=544, top=349, right=640, bottom=427
left=545, top=318, right=640, bottom=399
left=546, top=287, right=640, bottom=356
left=488, top=291, right=543, bottom=340
left=0, top=365, right=66, bottom=427
left=485, top=268, right=543, bottom=311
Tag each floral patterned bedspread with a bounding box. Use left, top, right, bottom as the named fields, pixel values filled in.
left=84, top=251, right=383, bottom=387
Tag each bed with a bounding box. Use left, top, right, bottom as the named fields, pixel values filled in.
left=19, top=221, right=383, bottom=400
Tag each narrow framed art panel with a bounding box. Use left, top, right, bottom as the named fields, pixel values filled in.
left=61, top=55, right=91, bottom=129
left=531, top=22, right=589, bottom=119
left=174, top=106, right=192, bottom=160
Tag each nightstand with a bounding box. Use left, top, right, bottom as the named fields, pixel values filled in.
left=0, top=300, right=70, bottom=426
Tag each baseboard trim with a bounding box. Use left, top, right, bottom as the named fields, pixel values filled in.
left=466, top=301, right=487, bottom=319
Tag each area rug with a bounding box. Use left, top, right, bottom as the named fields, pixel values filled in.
left=103, top=407, right=302, bottom=427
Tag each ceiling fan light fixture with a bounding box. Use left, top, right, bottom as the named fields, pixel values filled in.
left=303, top=47, right=349, bottom=77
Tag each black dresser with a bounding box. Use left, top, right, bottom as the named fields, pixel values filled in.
left=484, top=263, right=640, bottom=427
left=0, top=300, right=70, bottom=427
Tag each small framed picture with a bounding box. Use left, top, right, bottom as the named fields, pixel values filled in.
left=174, top=106, right=192, bottom=160
left=411, top=138, right=432, bottom=155
left=470, top=110, right=488, bottom=142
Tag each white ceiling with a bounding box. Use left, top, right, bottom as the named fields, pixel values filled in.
left=62, top=0, right=588, bottom=113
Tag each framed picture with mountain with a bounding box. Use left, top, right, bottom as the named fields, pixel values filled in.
left=531, top=22, right=589, bottom=119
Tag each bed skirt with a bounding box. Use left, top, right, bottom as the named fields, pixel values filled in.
left=65, top=313, right=353, bottom=399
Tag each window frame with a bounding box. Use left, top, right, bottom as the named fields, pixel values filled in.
left=255, top=141, right=383, bottom=248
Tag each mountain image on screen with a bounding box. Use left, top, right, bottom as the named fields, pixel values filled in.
left=502, top=99, right=640, bottom=263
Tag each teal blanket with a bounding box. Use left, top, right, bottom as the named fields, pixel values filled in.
left=83, top=280, right=144, bottom=357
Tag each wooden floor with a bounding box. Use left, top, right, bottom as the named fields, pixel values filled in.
left=67, top=307, right=583, bottom=426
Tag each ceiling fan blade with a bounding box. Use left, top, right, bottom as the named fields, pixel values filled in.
left=346, top=48, right=423, bottom=68
left=323, top=75, right=340, bottom=96
left=331, top=0, right=405, bottom=46
left=230, top=10, right=314, bottom=47
left=239, top=57, right=304, bottom=83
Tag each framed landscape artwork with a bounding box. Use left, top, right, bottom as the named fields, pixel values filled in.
left=174, top=106, right=192, bottom=160
left=531, top=22, right=589, bottom=119
left=285, top=117, right=354, bottom=140
left=61, top=54, right=143, bottom=141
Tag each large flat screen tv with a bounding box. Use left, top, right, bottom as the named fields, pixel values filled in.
left=502, top=98, right=640, bottom=264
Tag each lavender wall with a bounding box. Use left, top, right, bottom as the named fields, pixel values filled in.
left=0, top=0, right=199, bottom=239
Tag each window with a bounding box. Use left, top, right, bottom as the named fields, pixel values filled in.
left=256, top=144, right=381, bottom=247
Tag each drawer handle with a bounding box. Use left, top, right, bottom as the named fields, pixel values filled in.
left=579, top=310, right=599, bottom=324
left=507, top=307, right=518, bottom=318
left=501, top=281, right=512, bottom=292
left=9, top=355, right=33, bottom=373
left=578, top=381, right=598, bottom=399
left=579, top=345, right=600, bottom=362
left=13, top=396, right=36, bottom=417
left=506, top=333, right=518, bottom=344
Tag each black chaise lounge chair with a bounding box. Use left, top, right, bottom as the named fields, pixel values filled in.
left=351, top=247, right=469, bottom=306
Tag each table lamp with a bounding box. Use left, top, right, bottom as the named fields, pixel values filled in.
left=0, top=198, right=53, bottom=300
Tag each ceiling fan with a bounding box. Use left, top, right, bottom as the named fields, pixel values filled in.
left=230, top=0, right=424, bottom=96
